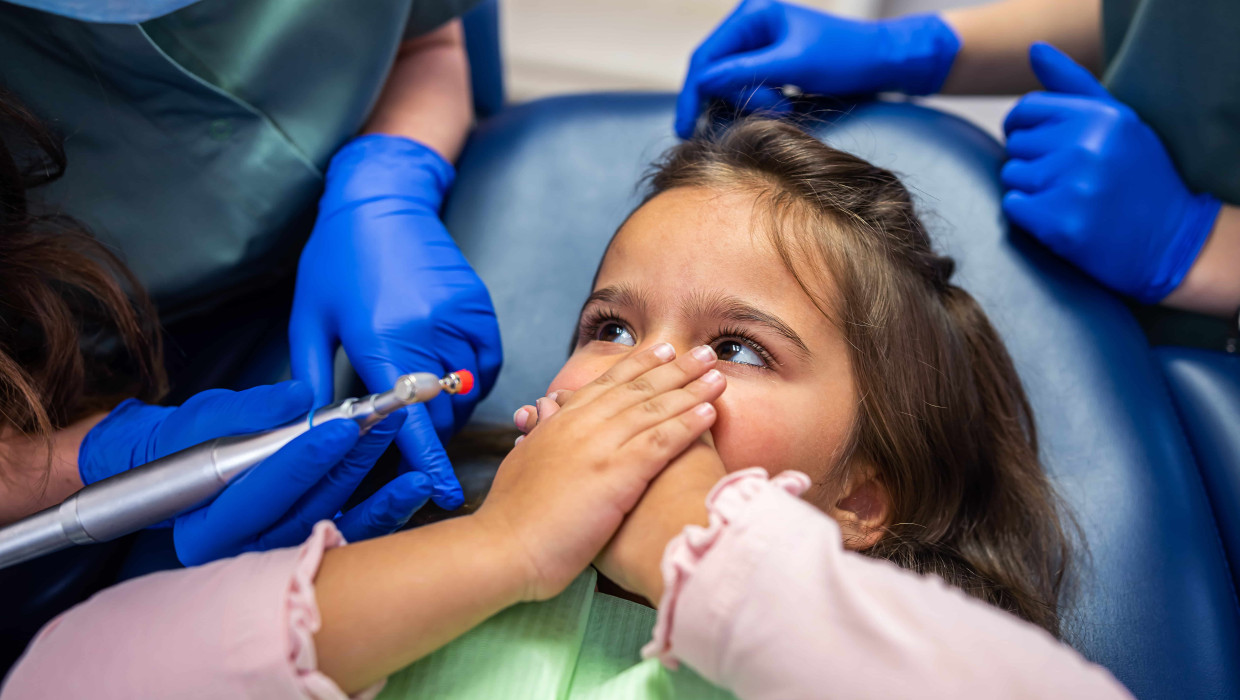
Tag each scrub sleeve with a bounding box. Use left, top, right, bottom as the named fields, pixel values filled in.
left=1100, top=0, right=1240, bottom=348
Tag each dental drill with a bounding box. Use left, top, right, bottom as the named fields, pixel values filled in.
left=0, top=370, right=474, bottom=570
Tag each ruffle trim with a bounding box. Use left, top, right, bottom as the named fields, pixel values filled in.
left=641, top=467, right=811, bottom=667
left=286, top=521, right=386, bottom=700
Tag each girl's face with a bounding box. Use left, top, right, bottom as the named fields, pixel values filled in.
left=548, top=186, right=859, bottom=490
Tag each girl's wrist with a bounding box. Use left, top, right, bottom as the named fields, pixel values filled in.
left=464, top=510, right=545, bottom=605
left=630, top=483, right=715, bottom=604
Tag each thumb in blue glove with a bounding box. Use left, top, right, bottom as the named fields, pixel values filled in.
left=676, top=0, right=960, bottom=138
left=80, top=382, right=432, bottom=566
left=174, top=411, right=432, bottom=566
left=1000, top=43, right=1222, bottom=303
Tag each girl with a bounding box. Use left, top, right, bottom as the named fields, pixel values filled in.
left=3, top=119, right=1130, bottom=699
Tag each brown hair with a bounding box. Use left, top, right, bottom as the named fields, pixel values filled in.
left=0, top=88, right=166, bottom=484
left=641, top=117, right=1074, bottom=637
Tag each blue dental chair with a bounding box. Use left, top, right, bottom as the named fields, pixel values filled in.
left=441, top=94, right=1240, bottom=699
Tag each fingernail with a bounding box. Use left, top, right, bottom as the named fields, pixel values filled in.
left=691, top=345, right=716, bottom=362
left=694, top=403, right=716, bottom=418
left=547, top=390, right=562, bottom=403
left=514, top=435, right=525, bottom=446
left=700, top=369, right=723, bottom=384
left=653, top=343, right=676, bottom=361
left=513, top=407, right=528, bottom=430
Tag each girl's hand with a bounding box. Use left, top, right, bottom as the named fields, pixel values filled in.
left=516, top=387, right=728, bottom=604
left=476, top=343, right=726, bottom=602
left=595, top=437, right=726, bottom=603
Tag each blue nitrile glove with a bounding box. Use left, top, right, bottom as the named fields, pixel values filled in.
left=80, top=382, right=433, bottom=566
left=676, top=0, right=960, bottom=138
left=289, top=135, right=502, bottom=511
left=1001, top=44, right=1222, bottom=303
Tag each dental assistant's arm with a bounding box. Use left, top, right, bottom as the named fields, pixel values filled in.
left=363, top=19, right=472, bottom=161
left=0, top=413, right=102, bottom=524
left=1162, top=204, right=1240, bottom=317
left=940, top=0, right=1102, bottom=94
left=676, top=0, right=1102, bottom=138
left=289, top=17, right=502, bottom=512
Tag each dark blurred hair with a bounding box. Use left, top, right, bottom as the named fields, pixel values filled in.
left=641, top=117, right=1074, bottom=637
left=0, top=88, right=166, bottom=485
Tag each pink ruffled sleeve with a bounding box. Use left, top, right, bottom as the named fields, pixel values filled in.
left=1, top=522, right=381, bottom=700
left=643, top=467, right=1133, bottom=700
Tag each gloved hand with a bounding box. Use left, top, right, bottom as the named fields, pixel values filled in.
left=80, top=381, right=433, bottom=566
left=289, top=135, right=503, bottom=510
left=1001, top=44, right=1222, bottom=303
left=676, top=0, right=960, bottom=138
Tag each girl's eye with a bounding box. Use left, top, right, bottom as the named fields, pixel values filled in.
left=715, top=340, right=766, bottom=367
left=597, top=322, right=636, bottom=346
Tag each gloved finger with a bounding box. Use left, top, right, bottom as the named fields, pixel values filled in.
left=1029, top=42, right=1109, bottom=98
left=1002, top=189, right=1071, bottom=250
left=174, top=420, right=359, bottom=563
left=677, top=0, right=774, bottom=138
left=695, top=0, right=773, bottom=65
left=731, top=84, right=792, bottom=115
left=422, top=332, right=478, bottom=439
left=247, top=411, right=405, bottom=548
left=289, top=308, right=339, bottom=408
left=1004, top=121, right=1076, bottom=160
left=694, top=48, right=783, bottom=103
left=1003, top=92, right=1093, bottom=135
left=442, top=342, right=481, bottom=440
left=1000, top=153, right=1067, bottom=194
left=159, top=382, right=315, bottom=456
left=676, top=77, right=706, bottom=140
left=212, top=420, right=358, bottom=524
left=470, top=315, right=503, bottom=402
left=395, top=403, right=463, bottom=510
left=334, top=471, right=434, bottom=541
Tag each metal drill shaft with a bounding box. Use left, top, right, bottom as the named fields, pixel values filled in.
left=0, top=372, right=461, bottom=569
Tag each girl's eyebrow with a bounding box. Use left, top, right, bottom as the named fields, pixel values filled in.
left=683, top=291, right=812, bottom=361
left=582, top=283, right=650, bottom=315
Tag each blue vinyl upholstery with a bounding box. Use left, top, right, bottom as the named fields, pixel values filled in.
left=1157, top=346, right=1240, bottom=592
left=443, top=93, right=1240, bottom=699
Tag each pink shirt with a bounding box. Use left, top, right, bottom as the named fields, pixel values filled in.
left=1, top=470, right=1131, bottom=699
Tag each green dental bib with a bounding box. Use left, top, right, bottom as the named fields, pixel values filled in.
left=377, top=570, right=736, bottom=700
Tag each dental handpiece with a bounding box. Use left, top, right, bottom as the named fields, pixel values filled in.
left=0, top=370, right=474, bottom=570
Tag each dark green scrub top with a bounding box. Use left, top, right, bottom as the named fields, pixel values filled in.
left=0, top=0, right=477, bottom=321
left=1102, top=0, right=1240, bottom=349
left=1104, top=0, right=1240, bottom=206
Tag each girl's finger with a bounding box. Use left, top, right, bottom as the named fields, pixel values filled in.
left=514, top=405, right=537, bottom=433
left=627, top=402, right=720, bottom=480
left=593, top=345, right=718, bottom=419
left=614, top=368, right=727, bottom=435
left=563, top=342, right=678, bottom=407
left=535, top=396, right=563, bottom=424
